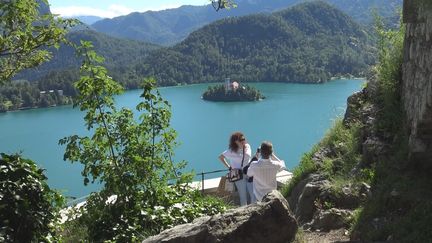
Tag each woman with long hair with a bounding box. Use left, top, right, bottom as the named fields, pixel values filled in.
left=218, top=132, right=254, bottom=205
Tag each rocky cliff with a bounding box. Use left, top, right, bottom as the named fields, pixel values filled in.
left=284, top=1, right=432, bottom=241
left=402, top=0, right=432, bottom=165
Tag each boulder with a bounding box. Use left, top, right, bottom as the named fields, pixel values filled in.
left=307, top=208, right=354, bottom=231
left=143, top=191, right=298, bottom=243
left=320, top=183, right=369, bottom=210
left=343, top=91, right=365, bottom=125
left=362, top=137, right=391, bottom=166
left=288, top=174, right=330, bottom=224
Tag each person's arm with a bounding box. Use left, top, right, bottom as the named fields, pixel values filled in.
left=245, top=144, right=252, bottom=158
left=247, top=162, right=255, bottom=177
left=271, top=153, right=286, bottom=171
left=219, top=153, right=231, bottom=169
left=271, top=153, right=281, bottom=161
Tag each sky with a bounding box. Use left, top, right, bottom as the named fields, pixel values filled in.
left=49, top=0, right=210, bottom=18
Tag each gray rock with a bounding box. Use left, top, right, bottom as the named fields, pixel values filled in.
left=320, top=184, right=362, bottom=210
left=288, top=174, right=330, bottom=224
left=362, top=137, right=390, bottom=166
left=288, top=174, right=318, bottom=213
left=402, top=1, right=432, bottom=166
left=344, top=91, right=365, bottom=126
left=312, top=148, right=334, bottom=167
left=143, top=190, right=298, bottom=243
left=308, top=208, right=354, bottom=231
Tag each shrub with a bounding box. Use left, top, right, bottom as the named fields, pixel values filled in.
left=281, top=148, right=318, bottom=197
left=0, top=153, right=64, bottom=242
left=373, top=14, right=405, bottom=135
left=59, top=42, right=227, bottom=241
left=282, top=119, right=362, bottom=197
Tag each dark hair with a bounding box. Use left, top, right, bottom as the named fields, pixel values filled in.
left=229, top=132, right=245, bottom=152
left=260, top=141, right=273, bottom=159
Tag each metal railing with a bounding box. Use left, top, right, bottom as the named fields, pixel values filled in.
left=198, top=169, right=229, bottom=193
left=65, top=168, right=292, bottom=206
left=66, top=168, right=229, bottom=206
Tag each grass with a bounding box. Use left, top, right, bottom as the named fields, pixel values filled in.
left=349, top=130, right=432, bottom=241
left=281, top=119, right=363, bottom=198
left=281, top=147, right=319, bottom=197
left=292, top=228, right=306, bottom=243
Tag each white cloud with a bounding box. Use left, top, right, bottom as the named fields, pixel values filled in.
left=51, top=4, right=182, bottom=18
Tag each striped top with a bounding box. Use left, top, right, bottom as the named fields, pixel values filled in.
left=247, top=157, right=286, bottom=201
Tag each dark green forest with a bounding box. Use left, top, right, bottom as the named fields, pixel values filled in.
left=138, top=2, right=376, bottom=86
left=0, top=30, right=159, bottom=112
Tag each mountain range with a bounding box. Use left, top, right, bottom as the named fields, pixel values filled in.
left=91, top=0, right=402, bottom=45
left=76, top=16, right=103, bottom=25
left=5, top=0, right=382, bottom=111
left=18, top=30, right=159, bottom=89
left=136, top=1, right=376, bottom=85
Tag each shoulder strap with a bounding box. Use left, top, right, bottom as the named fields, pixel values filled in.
left=241, top=146, right=245, bottom=168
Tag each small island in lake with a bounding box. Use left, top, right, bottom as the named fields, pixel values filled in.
left=202, top=79, right=265, bottom=102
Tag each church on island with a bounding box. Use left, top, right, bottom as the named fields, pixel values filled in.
left=224, top=78, right=240, bottom=91
left=202, top=78, right=265, bottom=102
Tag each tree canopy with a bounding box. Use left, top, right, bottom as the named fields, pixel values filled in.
left=0, top=0, right=75, bottom=84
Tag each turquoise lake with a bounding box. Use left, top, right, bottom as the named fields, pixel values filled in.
left=0, top=80, right=364, bottom=199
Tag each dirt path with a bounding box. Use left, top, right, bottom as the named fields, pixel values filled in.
left=301, top=229, right=351, bottom=243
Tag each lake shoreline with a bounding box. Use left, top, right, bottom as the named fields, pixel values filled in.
left=1, top=79, right=366, bottom=113
left=0, top=81, right=365, bottom=198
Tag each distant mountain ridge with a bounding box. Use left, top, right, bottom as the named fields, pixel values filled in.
left=18, top=29, right=160, bottom=88
left=75, top=16, right=103, bottom=25
left=137, top=2, right=376, bottom=85
left=91, top=0, right=402, bottom=45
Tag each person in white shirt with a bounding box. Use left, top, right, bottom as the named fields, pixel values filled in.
left=247, top=141, right=286, bottom=201
left=218, top=132, right=254, bottom=206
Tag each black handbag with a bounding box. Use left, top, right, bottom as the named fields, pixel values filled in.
left=227, top=147, right=245, bottom=183
left=243, top=156, right=258, bottom=183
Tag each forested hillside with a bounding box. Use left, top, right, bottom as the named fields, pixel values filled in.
left=18, top=30, right=159, bottom=84
left=1, top=30, right=159, bottom=111
left=137, top=2, right=376, bottom=85
left=91, top=0, right=401, bottom=45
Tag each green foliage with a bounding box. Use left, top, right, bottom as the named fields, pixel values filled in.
left=320, top=120, right=362, bottom=176
left=211, top=0, right=237, bottom=11
left=202, top=83, right=264, bottom=101
left=0, top=80, right=72, bottom=112
left=292, top=228, right=306, bottom=243
left=140, top=2, right=375, bottom=86
left=77, top=185, right=227, bottom=241
left=0, top=0, right=76, bottom=84
left=59, top=42, right=226, bottom=241
left=19, top=30, right=160, bottom=83
left=349, top=16, right=432, bottom=241
left=281, top=147, right=319, bottom=197
left=0, top=153, right=65, bottom=242
left=350, top=133, right=432, bottom=242
left=282, top=119, right=362, bottom=197
left=0, top=30, right=160, bottom=112
left=373, top=14, right=405, bottom=135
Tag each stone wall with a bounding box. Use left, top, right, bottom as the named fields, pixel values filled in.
left=402, top=0, right=432, bottom=164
